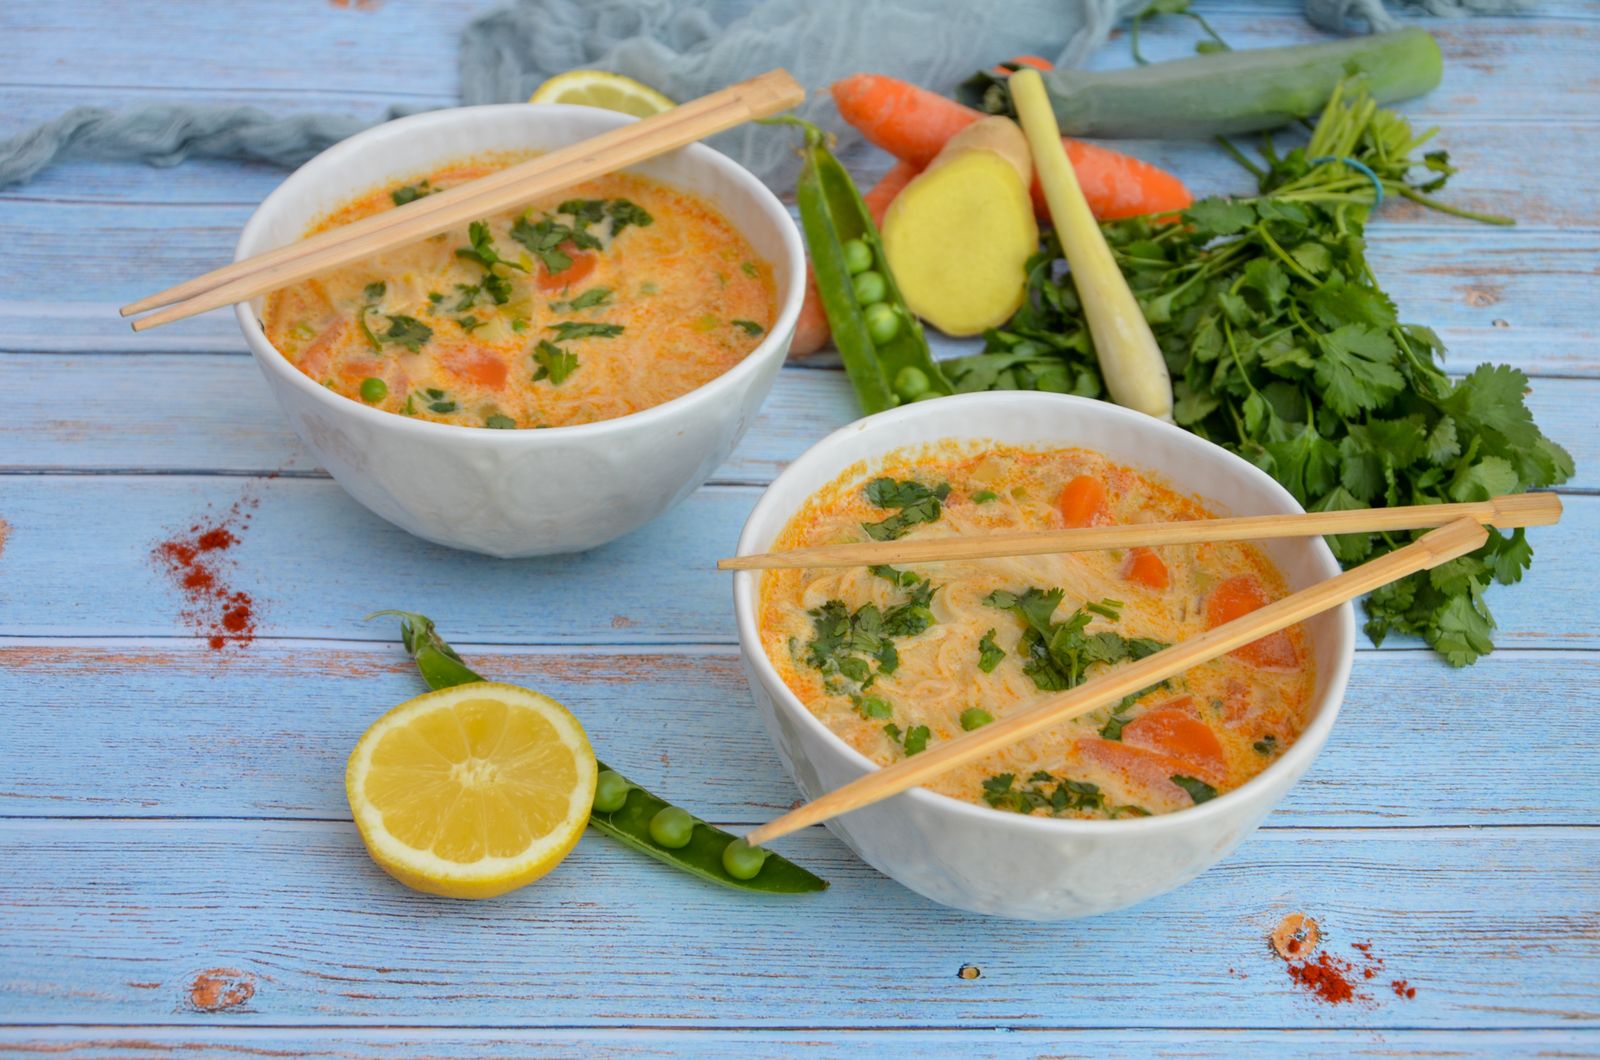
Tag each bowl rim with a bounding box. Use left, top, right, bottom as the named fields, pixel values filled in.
left=233, top=102, right=806, bottom=443
left=733, top=390, right=1355, bottom=837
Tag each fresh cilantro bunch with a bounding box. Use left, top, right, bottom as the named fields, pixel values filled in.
left=946, top=81, right=1573, bottom=665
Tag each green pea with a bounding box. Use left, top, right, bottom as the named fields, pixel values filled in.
left=893, top=365, right=930, bottom=401
left=852, top=270, right=887, bottom=305
left=648, top=806, right=696, bottom=849
left=359, top=377, right=388, bottom=404
left=864, top=302, right=900, bottom=345
left=842, top=238, right=873, bottom=276
left=721, top=838, right=770, bottom=880
left=959, top=708, right=994, bottom=731
left=592, top=770, right=629, bottom=813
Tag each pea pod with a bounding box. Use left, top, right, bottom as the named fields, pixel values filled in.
left=766, top=116, right=950, bottom=414
left=368, top=611, right=828, bottom=894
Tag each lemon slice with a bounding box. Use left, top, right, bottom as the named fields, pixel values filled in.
left=530, top=70, right=676, bottom=117
left=346, top=682, right=596, bottom=899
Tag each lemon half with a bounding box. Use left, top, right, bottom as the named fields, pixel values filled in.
left=530, top=70, right=676, bottom=117
left=346, top=682, right=596, bottom=899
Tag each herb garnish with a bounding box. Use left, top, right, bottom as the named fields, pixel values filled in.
left=551, top=287, right=613, bottom=312
left=972, top=489, right=998, bottom=504
left=976, top=628, right=1005, bottom=673
left=1253, top=734, right=1279, bottom=756
left=456, top=221, right=526, bottom=274
left=484, top=414, right=516, bottom=430
left=732, top=319, right=765, bottom=336
left=1170, top=775, right=1218, bottom=804
left=982, top=771, right=1104, bottom=816
left=381, top=315, right=433, bottom=353
left=959, top=707, right=993, bottom=731
left=390, top=180, right=431, bottom=206
left=532, top=340, right=579, bottom=385
left=457, top=315, right=483, bottom=333
left=420, top=387, right=456, bottom=414
left=983, top=590, right=1165, bottom=692
left=804, top=569, right=937, bottom=693
left=861, top=478, right=952, bottom=541
left=1098, top=681, right=1170, bottom=740
left=548, top=321, right=624, bottom=341
left=740, top=260, right=760, bottom=278
left=943, top=80, right=1571, bottom=665
left=883, top=722, right=930, bottom=756
left=853, top=694, right=893, bottom=720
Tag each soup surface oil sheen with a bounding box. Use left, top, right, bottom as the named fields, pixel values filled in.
left=759, top=444, right=1316, bottom=819
left=264, top=154, right=776, bottom=429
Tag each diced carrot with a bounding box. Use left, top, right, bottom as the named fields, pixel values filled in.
left=1058, top=475, right=1107, bottom=527
left=1125, top=547, right=1169, bottom=590
left=831, top=74, right=1191, bottom=221
left=1205, top=575, right=1301, bottom=670
left=1076, top=738, right=1192, bottom=806
left=447, top=349, right=508, bottom=390
left=1122, top=700, right=1226, bottom=785
left=993, top=55, right=1054, bottom=74
left=535, top=244, right=596, bottom=292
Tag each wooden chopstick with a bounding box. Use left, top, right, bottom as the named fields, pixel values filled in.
left=743, top=517, right=1491, bottom=847
left=720, top=493, right=1560, bottom=572
left=121, top=69, right=805, bottom=331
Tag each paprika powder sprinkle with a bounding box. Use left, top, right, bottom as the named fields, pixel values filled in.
left=1270, top=915, right=1416, bottom=1005
left=152, top=497, right=259, bottom=649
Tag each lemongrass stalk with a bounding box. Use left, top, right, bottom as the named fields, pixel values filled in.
left=1010, top=69, right=1173, bottom=421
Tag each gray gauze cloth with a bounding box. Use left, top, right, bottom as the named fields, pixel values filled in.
left=0, top=0, right=1532, bottom=191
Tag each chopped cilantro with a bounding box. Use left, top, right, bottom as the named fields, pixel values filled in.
left=452, top=283, right=481, bottom=310
left=983, top=588, right=1165, bottom=692
left=854, top=695, right=893, bottom=720
left=1253, top=734, right=1279, bottom=756
left=606, top=198, right=653, bottom=235
left=1098, top=681, right=1169, bottom=741
left=456, top=220, right=525, bottom=273
left=532, top=340, right=579, bottom=385
left=362, top=281, right=386, bottom=303
left=511, top=213, right=576, bottom=273
left=484, top=414, right=516, bottom=430
left=982, top=771, right=1104, bottom=816
left=548, top=321, right=624, bottom=341
left=1170, top=775, right=1218, bottom=804
left=972, top=489, right=998, bottom=504
left=457, top=315, right=484, bottom=333
left=551, top=287, right=613, bottom=312
left=976, top=628, right=1005, bottom=673
left=862, top=478, right=952, bottom=541
left=883, top=722, right=930, bottom=756
left=731, top=319, right=765, bottom=336
left=390, top=180, right=431, bottom=206
left=804, top=570, right=937, bottom=693
left=741, top=260, right=760, bottom=278
left=381, top=315, right=433, bottom=353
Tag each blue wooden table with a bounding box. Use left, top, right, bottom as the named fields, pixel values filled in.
left=2, top=2, right=1596, bottom=1055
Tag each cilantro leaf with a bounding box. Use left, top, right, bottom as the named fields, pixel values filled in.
left=861, top=478, right=952, bottom=541
left=532, top=340, right=579, bottom=385
left=548, top=321, right=624, bottom=342
left=977, top=628, right=1005, bottom=673
left=381, top=315, right=432, bottom=352
left=1313, top=324, right=1403, bottom=417
left=1170, top=775, right=1218, bottom=804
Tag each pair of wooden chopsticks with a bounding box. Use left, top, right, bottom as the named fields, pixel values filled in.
left=119, top=70, right=805, bottom=332
left=738, top=494, right=1561, bottom=846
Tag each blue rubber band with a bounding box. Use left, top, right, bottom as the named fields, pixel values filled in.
left=1309, top=155, right=1384, bottom=206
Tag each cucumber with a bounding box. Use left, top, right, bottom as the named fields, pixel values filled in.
left=960, top=28, right=1442, bottom=139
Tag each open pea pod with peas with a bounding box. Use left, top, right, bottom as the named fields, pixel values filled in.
left=765, top=116, right=951, bottom=412
left=372, top=611, right=828, bottom=894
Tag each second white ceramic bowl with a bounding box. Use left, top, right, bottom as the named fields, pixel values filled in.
left=733, top=392, right=1354, bottom=919
left=235, top=105, right=805, bottom=557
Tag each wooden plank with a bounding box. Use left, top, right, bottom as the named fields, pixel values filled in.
left=0, top=643, right=1594, bottom=827
left=3, top=1027, right=1596, bottom=1059
left=0, top=477, right=1590, bottom=648
left=3, top=356, right=1592, bottom=489
left=0, top=819, right=1592, bottom=1028
left=7, top=1, right=1599, bottom=119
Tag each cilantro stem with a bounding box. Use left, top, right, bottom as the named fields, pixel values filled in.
left=1394, top=186, right=1516, bottom=226
left=1254, top=223, right=1320, bottom=286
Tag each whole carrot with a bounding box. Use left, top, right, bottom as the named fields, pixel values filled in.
left=790, top=161, right=920, bottom=356
left=832, top=73, right=1191, bottom=221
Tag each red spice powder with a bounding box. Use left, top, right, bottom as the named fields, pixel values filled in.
left=1392, top=979, right=1417, bottom=999
left=152, top=500, right=258, bottom=649
left=1286, top=950, right=1358, bottom=1004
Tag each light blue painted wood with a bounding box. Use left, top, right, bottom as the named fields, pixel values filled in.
left=0, top=820, right=1594, bottom=1028
left=0, top=477, right=1590, bottom=647
left=3, top=357, right=1592, bottom=492
left=0, top=642, right=1594, bottom=826
left=1, top=0, right=1596, bottom=1051
left=4, top=1027, right=1597, bottom=1059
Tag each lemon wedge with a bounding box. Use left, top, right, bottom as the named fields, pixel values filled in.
left=346, top=682, right=596, bottom=899
left=530, top=70, right=676, bottom=117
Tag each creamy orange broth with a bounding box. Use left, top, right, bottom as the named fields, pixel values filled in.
left=759, top=444, right=1317, bottom=819
left=263, top=153, right=776, bottom=429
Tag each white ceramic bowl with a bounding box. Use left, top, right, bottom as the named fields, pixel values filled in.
left=236, top=104, right=805, bottom=557
left=733, top=392, right=1354, bottom=920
